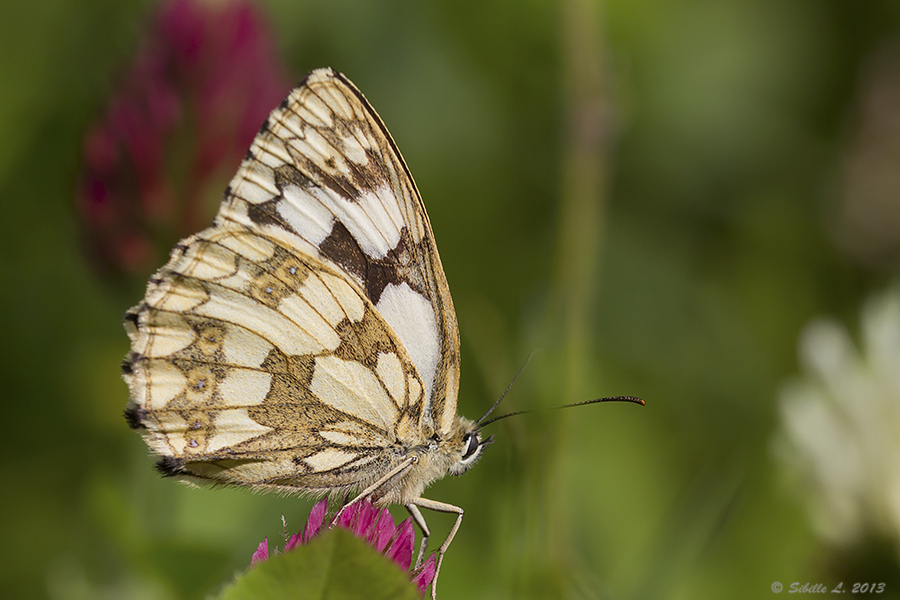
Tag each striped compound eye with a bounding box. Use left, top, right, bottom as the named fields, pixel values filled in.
left=450, top=430, right=492, bottom=477
left=460, top=432, right=481, bottom=464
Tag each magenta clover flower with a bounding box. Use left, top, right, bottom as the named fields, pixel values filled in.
left=77, top=0, right=290, bottom=282
left=252, top=499, right=437, bottom=596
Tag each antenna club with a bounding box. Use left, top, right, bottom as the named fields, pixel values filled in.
left=604, top=395, right=646, bottom=406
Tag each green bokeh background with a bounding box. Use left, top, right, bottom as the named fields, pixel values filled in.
left=2, top=0, right=898, bottom=598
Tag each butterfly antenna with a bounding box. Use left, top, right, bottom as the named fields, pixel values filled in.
left=478, top=395, right=645, bottom=429
left=475, top=350, right=539, bottom=426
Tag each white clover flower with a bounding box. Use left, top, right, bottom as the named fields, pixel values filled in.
left=776, top=286, right=900, bottom=549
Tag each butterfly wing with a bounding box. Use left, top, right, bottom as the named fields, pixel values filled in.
left=220, top=69, right=460, bottom=433
left=123, top=68, right=460, bottom=495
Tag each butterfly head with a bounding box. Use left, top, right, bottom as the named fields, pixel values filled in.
left=447, top=417, right=494, bottom=476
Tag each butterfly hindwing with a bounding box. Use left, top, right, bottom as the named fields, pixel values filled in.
left=124, top=227, right=430, bottom=492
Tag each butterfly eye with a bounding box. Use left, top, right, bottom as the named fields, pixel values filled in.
left=461, top=432, right=480, bottom=461
left=450, top=431, right=489, bottom=476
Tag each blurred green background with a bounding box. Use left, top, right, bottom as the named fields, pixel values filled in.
left=3, top=0, right=900, bottom=598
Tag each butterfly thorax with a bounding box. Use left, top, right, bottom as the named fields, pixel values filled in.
left=367, top=413, right=480, bottom=504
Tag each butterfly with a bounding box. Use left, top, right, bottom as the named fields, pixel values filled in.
left=122, top=67, right=494, bottom=598
left=122, top=67, right=643, bottom=598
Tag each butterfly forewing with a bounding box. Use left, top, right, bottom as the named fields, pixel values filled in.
left=219, top=69, right=460, bottom=433
left=124, top=68, right=461, bottom=497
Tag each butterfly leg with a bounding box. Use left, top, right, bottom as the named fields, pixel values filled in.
left=406, top=504, right=430, bottom=569
left=330, top=456, right=418, bottom=526
left=407, top=497, right=464, bottom=600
